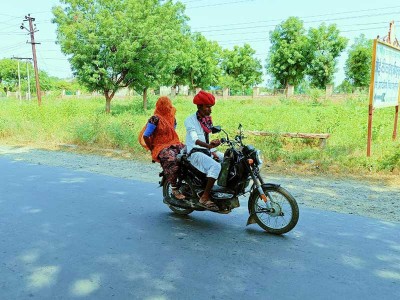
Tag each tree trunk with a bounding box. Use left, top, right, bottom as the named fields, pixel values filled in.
left=170, top=86, right=176, bottom=98
left=104, top=91, right=112, bottom=114
left=143, top=87, right=148, bottom=111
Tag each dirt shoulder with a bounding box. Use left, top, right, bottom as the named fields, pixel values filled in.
left=1, top=144, right=399, bottom=223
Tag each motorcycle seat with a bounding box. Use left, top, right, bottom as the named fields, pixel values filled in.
left=180, top=155, right=208, bottom=178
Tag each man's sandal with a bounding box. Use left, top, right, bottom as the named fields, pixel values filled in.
left=172, top=188, right=186, bottom=200
left=198, top=199, right=219, bottom=212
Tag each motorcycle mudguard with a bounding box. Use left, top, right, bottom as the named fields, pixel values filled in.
left=159, top=173, right=165, bottom=187
left=246, top=183, right=281, bottom=226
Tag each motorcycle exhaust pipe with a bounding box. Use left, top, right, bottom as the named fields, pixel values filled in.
left=163, top=197, right=193, bottom=209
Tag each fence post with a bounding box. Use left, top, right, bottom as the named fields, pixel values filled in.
left=223, top=87, right=229, bottom=99
left=286, top=85, right=294, bottom=97
left=170, top=86, right=176, bottom=98
left=252, top=86, right=260, bottom=98
left=326, top=84, right=333, bottom=98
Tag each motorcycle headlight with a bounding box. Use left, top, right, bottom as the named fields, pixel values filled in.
left=244, top=145, right=263, bottom=166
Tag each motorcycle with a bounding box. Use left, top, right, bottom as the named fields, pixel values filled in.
left=161, top=124, right=299, bottom=235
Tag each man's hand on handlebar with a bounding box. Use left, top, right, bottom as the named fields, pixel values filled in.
left=209, top=139, right=221, bottom=148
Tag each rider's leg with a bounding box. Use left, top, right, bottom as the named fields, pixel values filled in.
left=188, top=152, right=221, bottom=208
left=200, top=177, right=217, bottom=203
left=159, top=145, right=185, bottom=200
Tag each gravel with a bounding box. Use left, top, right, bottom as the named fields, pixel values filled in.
left=1, top=144, right=399, bottom=223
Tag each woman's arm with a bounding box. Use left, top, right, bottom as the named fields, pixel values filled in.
left=142, top=116, right=158, bottom=151
left=143, top=135, right=153, bottom=150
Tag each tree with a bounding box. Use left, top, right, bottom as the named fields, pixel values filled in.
left=124, top=1, right=189, bottom=109
left=53, top=78, right=86, bottom=92
left=0, top=58, right=53, bottom=94
left=266, top=17, right=309, bottom=89
left=52, top=0, right=187, bottom=113
left=221, top=43, right=263, bottom=94
left=0, top=59, right=20, bottom=91
left=335, top=79, right=354, bottom=94
left=166, top=32, right=222, bottom=92
left=306, top=23, right=348, bottom=89
left=345, top=34, right=373, bottom=88
left=166, top=31, right=195, bottom=91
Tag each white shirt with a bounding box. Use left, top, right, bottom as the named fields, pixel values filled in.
left=184, top=112, right=222, bottom=179
left=184, top=112, right=214, bottom=153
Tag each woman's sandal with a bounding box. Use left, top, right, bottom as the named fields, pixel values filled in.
left=172, top=188, right=186, bottom=200
left=198, top=199, right=219, bottom=212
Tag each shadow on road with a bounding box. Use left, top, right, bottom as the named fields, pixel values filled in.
left=0, top=156, right=399, bottom=299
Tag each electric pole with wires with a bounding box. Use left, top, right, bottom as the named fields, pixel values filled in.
left=11, top=56, right=32, bottom=102
left=21, top=14, right=41, bottom=106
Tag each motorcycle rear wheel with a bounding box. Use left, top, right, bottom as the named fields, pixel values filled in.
left=163, top=181, right=194, bottom=215
left=249, top=185, right=299, bottom=234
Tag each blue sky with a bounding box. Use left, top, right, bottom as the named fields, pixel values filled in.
left=1, top=0, right=399, bottom=85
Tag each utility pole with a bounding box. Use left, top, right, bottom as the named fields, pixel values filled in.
left=17, top=59, right=21, bottom=101
left=11, top=56, right=32, bottom=101
left=26, top=61, right=31, bottom=100
left=21, top=14, right=41, bottom=106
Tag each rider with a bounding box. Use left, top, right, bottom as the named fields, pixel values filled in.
left=184, top=90, right=223, bottom=211
left=138, top=96, right=185, bottom=200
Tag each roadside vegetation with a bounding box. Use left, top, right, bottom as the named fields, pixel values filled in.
left=1, top=94, right=399, bottom=176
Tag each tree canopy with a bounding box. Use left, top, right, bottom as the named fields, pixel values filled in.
left=221, top=43, right=263, bottom=93
left=267, top=18, right=349, bottom=91
left=345, top=34, right=373, bottom=88
left=164, top=32, right=222, bottom=93
left=266, top=17, right=309, bottom=88
left=0, top=59, right=25, bottom=91
left=0, top=58, right=54, bottom=93
left=306, top=23, right=348, bottom=89
left=52, top=0, right=187, bottom=112
left=186, top=32, right=222, bottom=91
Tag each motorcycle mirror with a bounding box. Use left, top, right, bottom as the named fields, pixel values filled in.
left=238, top=124, right=242, bottom=130
left=211, top=126, right=222, bottom=134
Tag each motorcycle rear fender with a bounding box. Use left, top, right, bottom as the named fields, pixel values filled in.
left=159, top=173, right=165, bottom=187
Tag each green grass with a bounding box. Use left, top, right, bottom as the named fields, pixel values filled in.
left=1, top=94, right=399, bottom=175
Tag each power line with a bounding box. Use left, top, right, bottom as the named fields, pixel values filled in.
left=195, top=11, right=400, bottom=34
left=186, top=0, right=255, bottom=9
left=180, top=0, right=209, bottom=3
left=0, top=32, right=26, bottom=35
left=0, top=43, right=27, bottom=53
left=39, top=57, right=69, bottom=61
left=192, top=4, right=400, bottom=30
left=0, top=13, right=20, bottom=18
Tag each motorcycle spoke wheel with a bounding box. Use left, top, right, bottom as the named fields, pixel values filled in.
left=249, top=186, right=299, bottom=234
left=163, top=181, right=194, bottom=215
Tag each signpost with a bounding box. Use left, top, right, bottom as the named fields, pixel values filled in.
left=367, top=22, right=400, bottom=156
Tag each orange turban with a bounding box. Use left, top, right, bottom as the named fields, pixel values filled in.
left=193, top=91, right=215, bottom=106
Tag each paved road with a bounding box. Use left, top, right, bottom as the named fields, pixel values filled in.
left=0, top=156, right=399, bottom=300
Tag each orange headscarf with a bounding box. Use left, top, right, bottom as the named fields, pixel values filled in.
left=138, top=96, right=182, bottom=162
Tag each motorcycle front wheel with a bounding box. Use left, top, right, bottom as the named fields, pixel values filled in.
left=163, top=181, right=194, bottom=215
left=248, top=185, right=299, bottom=234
